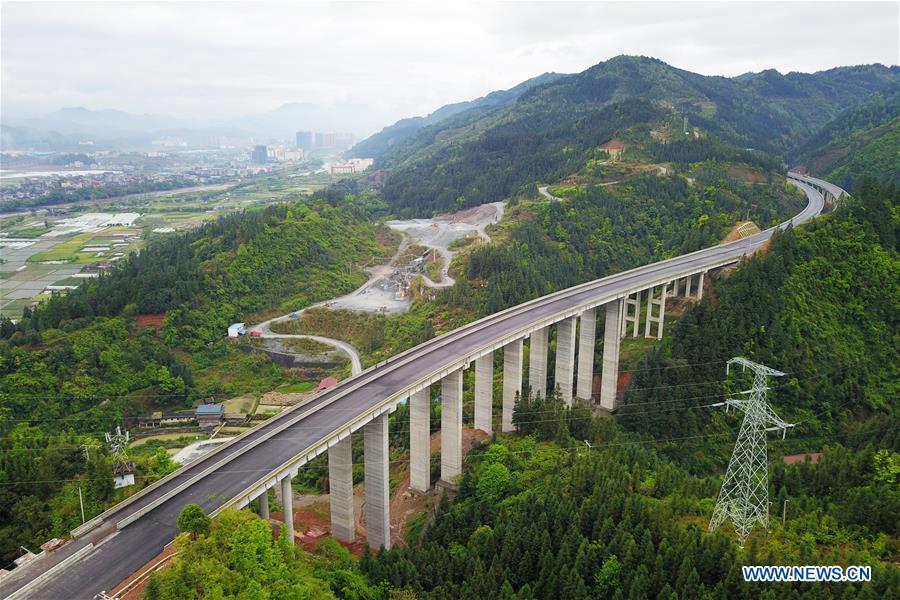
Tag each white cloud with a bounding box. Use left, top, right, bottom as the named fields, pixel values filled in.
left=2, top=1, right=897, bottom=135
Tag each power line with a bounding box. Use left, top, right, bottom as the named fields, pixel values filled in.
left=0, top=425, right=890, bottom=487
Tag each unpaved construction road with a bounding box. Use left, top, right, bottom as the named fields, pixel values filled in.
left=248, top=201, right=505, bottom=368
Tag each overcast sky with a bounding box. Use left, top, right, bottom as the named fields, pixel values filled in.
left=2, top=1, right=898, bottom=134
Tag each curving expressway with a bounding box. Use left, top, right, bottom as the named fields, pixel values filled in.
left=1, top=172, right=842, bottom=600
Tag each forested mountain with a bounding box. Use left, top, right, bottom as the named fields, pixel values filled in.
left=364, top=56, right=897, bottom=216
left=361, top=182, right=899, bottom=600
left=619, top=180, right=898, bottom=467
left=793, top=84, right=900, bottom=191
left=347, top=72, right=563, bottom=160
left=0, top=199, right=393, bottom=564
left=442, top=167, right=802, bottom=316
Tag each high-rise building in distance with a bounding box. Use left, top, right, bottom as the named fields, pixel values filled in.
left=251, top=145, right=268, bottom=164
left=295, top=131, right=313, bottom=151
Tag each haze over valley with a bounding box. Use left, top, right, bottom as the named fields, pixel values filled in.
left=1, top=3, right=898, bottom=599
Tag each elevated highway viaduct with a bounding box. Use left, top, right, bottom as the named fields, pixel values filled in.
left=0, top=172, right=843, bottom=599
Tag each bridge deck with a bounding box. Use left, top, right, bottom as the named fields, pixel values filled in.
left=1, top=173, right=833, bottom=599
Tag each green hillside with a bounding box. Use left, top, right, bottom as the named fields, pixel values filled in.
left=0, top=199, right=396, bottom=563
left=368, top=56, right=897, bottom=216
left=359, top=182, right=900, bottom=600
left=348, top=72, right=563, bottom=160
left=620, top=180, right=899, bottom=467
left=794, top=84, right=900, bottom=191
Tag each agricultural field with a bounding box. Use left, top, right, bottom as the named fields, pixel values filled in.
left=0, top=168, right=335, bottom=318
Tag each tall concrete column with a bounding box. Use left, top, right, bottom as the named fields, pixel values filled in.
left=364, top=413, right=390, bottom=550
left=528, top=326, right=549, bottom=399
left=696, top=271, right=705, bottom=300
left=624, top=291, right=641, bottom=338
left=258, top=490, right=269, bottom=520
left=576, top=309, right=596, bottom=401
left=600, top=299, right=623, bottom=412
left=502, top=339, right=523, bottom=432
left=474, top=354, right=493, bottom=433
left=281, top=475, right=294, bottom=542
left=441, top=369, right=463, bottom=483
left=684, top=275, right=693, bottom=298
left=644, top=284, right=667, bottom=340
left=328, top=436, right=355, bottom=542
left=555, top=316, right=577, bottom=406
left=409, top=388, right=431, bottom=492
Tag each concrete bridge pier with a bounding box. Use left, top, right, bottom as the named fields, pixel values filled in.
left=474, top=354, right=493, bottom=433
left=328, top=436, right=355, bottom=541
left=503, top=339, right=523, bottom=432
left=441, top=369, right=463, bottom=484
left=576, top=308, right=596, bottom=401
left=258, top=489, right=269, bottom=520
left=281, top=475, right=294, bottom=541
left=528, top=326, right=549, bottom=399
left=555, top=317, right=577, bottom=405
left=364, top=412, right=390, bottom=549
left=624, top=290, right=641, bottom=338
left=409, top=387, right=431, bottom=492
left=644, top=283, right=667, bottom=340
left=600, top=299, right=623, bottom=411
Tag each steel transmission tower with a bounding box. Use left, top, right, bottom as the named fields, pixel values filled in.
left=708, top=357, right=794, bottom=547
left=105, top=426, right=136, bottom=489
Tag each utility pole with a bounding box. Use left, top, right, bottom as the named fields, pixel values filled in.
left=708, top=357, right=794, bottom=547
left=78, top=487, right=85, bottom=524
left=81, top=443, right=99, bottom=462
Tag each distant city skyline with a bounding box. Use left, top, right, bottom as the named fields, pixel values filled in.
left=2, top=2, right=898, bottom=136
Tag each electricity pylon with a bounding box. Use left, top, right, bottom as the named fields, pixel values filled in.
left=709, top=357, right=794, bottom=547
left=105, top=426, right=135, bottom=487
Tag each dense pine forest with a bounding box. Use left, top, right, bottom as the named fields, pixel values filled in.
left=360, top=182, right=899, bottom=599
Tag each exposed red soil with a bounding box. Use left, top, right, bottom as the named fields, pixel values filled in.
left=135, top=313, right=166, bottom=328
left=111, top=428, right=490, bottom=589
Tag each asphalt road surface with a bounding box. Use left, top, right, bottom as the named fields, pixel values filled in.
left=1, top=173, right=831, bottom=600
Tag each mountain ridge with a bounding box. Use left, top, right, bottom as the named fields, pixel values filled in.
left=362, top=55, right=898, bottom=215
